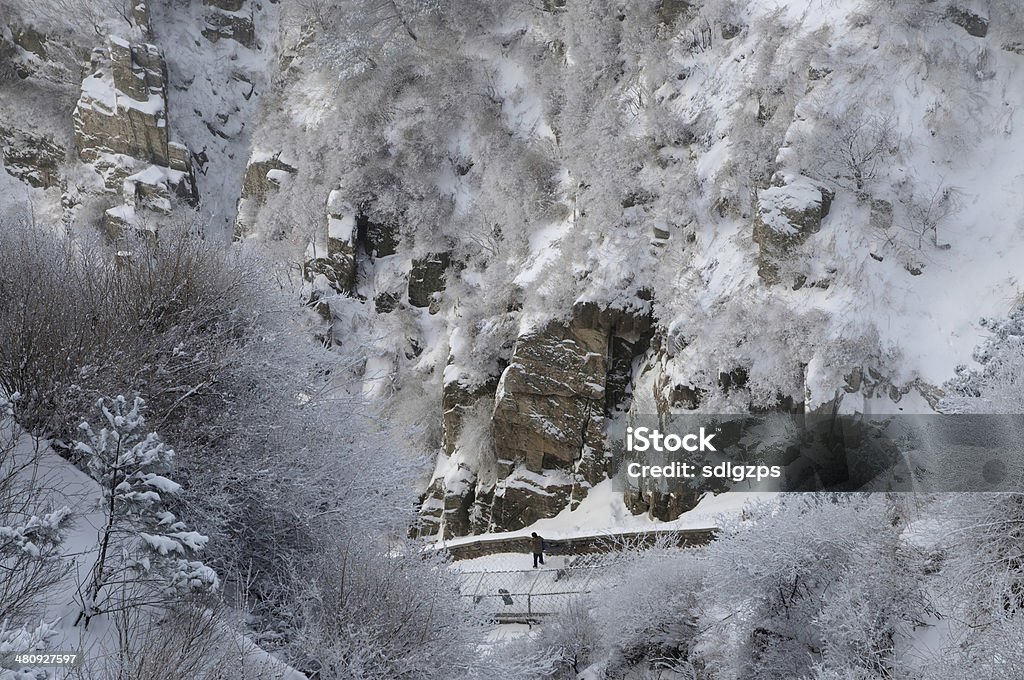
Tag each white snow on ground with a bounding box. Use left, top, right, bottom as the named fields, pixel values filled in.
left=0, top=419, right=305, bottom=679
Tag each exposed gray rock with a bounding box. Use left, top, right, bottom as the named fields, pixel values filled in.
left=323, top=193, right=359, bottom=293
left=133, top=2, right=153, bottom=36
left=625, top=487, right=703, bottom=522
left=441, top=464, right=477, bottom=539
left=11, top=26, right=47, bottom=60
left=73, top=35, right=198, bottom=232
left=945, top=5, right=988, bottom=38
left=73, top=37, right=191, bottom=181
left=413, top=478, right=445, bottom=539
left=0, top=124, right=64, bottom=189
left=203, top=8, right=255, bottom=48
left=491, top=316, right=608, bottom=475
left=374, top=291, right=400, bottom=313
left=357, top=214, right=399, bottom=257
left=720, top=23, right=742, bottom=40
left=442, top=376, right=498, bottom=456
left=489, top=470, right=574, bottom=532
left=304, top=190, right=360, bottom=297
left=75, top=50, right=165, bottom=166
left=408, top=252, right=450, bottom=311
left=869, top=197, right=893, bottom=232
left=421, top=301, right=653, bottom=537
left=102, top=206, right=136, bottom=240
left=203, top=0, right=245, bottom=10
left=233, top=152, right=296, bottom=239
left=0, top=34, right=19, bottom=82
left=657, top=0, right=691, bottom=25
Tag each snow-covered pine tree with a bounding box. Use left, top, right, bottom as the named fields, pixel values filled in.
left=74, top=395, right=218, bottom=628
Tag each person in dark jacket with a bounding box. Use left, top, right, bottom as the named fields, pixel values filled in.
left=531, top=532, right=545, bottom=568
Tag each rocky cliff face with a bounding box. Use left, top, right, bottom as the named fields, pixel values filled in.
left=0, top=0, right=272, bottom=237
left=73, top=31, right=199, bottom=236
left=4, top=0, right=1022, bottom=541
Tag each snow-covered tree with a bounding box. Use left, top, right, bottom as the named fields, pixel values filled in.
left=942, top=304, right=1024, bottom=414
left=74, top=395, right=217, bottom=628
left=0, top=393, right=72, bottom=626
left=695, top=495, right=930, bottom=679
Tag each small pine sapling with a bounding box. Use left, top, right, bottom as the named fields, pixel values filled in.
left=74, top=396, right=218, bottom=628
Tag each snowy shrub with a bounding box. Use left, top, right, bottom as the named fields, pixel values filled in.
left=286, top=537, right=484, bottom=680
left=990, top=0, right=1024, bottom=43
left=949, top=493, right=1024, bottom=615
left=0, top=219, right=265, bottom=444
left=74, top=396, right=217, bottom=629
left=941, top=303, right=1024, bottom=414
left=596, top=549, right=705, bottom=677
left=2, top=0, right=135, bottom=46
left=867, top=0, right=945, bottom=31
left=724, top=9, right=808, bottom=193
left=694, top=495, right=930, bottom=679
left=291, top=0, right=442, bottom=79
left=78, top=597, right=296, bottom=680
left=530, top=598, right=601, bottom=679
left=800, top=102, right=902, bottom=193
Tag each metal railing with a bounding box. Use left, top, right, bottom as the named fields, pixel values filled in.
left=457, top=564, right=606, bottom=622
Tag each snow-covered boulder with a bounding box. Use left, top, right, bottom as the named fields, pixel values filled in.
left=488, top=468, right=575, bottom=533
left=753, top=175, right=834, bottom=285
left=944, top=5, right=988, bottom=38
left=203, top=10, right=256, bottom=48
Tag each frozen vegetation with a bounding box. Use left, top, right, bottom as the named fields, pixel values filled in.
left=0, top=0, right=1023, bottom=677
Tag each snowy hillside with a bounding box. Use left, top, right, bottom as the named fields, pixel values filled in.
left=2, top=0, right=1024, bottom=678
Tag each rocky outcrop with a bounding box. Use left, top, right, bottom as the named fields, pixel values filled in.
left=73, top=34, right=198, bottom=233
left=11, top=26, right=47, bottom=60
left=304, top=190, right=358, bottom=299
left=75, top=38, right=172, bottom=168
left=491, top=314, right=608, bottom=476
left=102, top=164, right=198, bottom=238
left=301, top=192, right=410, bottom=319
left=624, top=487, right=704, bottom=522
left=203, top=9, right=256, bottom=48
left=0, top=124, right=64, bottom=189
left=442, top=375, right=498, bottom=456
left=201, top=0, right=254, bottom=47
left=203, top=0, right=245, bottom=9
left=408, top=252, right=451, bottom=311
left=657, top=0, right=692, bottom=25
left=233, top=151, right=296, bottom=239
left=418, top=301, right=654, bottom=537
left=753, top=174, right=834, bottom=285
left=357, top=213, right=399, bottom=257
left=489, top=469, right=575, bottom=531
left=944, top=5, right=988, bottom=38
left=413, top=478, right=446, bottom=539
